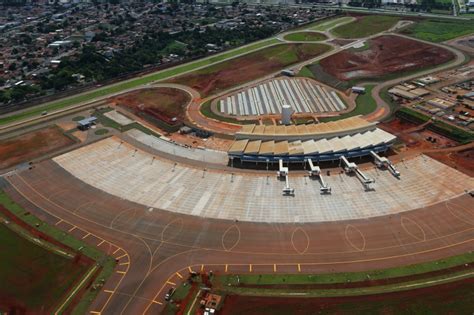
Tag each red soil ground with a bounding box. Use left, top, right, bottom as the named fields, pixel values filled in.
left=427, top=149, right=474, bottom=177
left=379, top=118, right=474, bottom=176
left=319, top=35, right=455, bottom=81
left=169, top=43, right=331, bottom=97
left=0, top=126, right=74, bottom=170
left=110, top=87, right=191, bottom=125
left=380, top=118, right=459, bottom=150
left=219, top=278, right=474, bottom=315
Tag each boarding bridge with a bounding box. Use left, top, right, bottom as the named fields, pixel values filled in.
left=340, top=156, right=375, bottom=191
left=370, top=151, right=400, bottom=177
left=283, top=175, right=295, bottom=196
left=277, top=159, right=288, bottom=177
left=307, top=159, right=331, bottom=194
left=278, top=159, right=294, bottom=196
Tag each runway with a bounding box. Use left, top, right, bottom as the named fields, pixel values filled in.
left=2, top=159, right=473, bottom=314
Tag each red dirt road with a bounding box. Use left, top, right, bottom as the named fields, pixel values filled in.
left=319, top=35, right=455, bottom=81
left=1, top=160, right=473, bottom=315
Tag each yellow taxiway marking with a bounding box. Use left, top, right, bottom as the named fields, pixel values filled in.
left=167, top=281, right=176, bottom=286
left=116, top=253, right=127, bottom=260
left=176, top=272, right=183, bottom=279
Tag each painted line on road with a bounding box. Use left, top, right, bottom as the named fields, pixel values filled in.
left=7, top=176, right=131, bottom=315
left=298, top=264, right=301, bottom=272
left=68, top=226, right=76, bottom=232
left=167, top=281, right=176, bottom=286
left=104, top=289, right=115, bottom=294
left=274, top=264, right=277, bottom=272
left=116, top=253, right=127, bottom=260
left=113, top=247, right=121, bottom=255
left=225, top=264, right=228, bottom=273
left=176, top=272, right=183, bottom=279
left=82, top=233, right=90, bottom=239
left=55, top=219, right=63, bottom=226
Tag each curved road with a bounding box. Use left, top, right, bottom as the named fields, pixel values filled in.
left=2, top=160, right=473, bottom=314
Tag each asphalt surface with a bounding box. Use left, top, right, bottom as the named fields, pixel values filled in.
left=2, top=160, right=473, bottom=314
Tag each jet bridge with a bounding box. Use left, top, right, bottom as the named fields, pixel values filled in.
left=370, top=151, right=400, bottom=177
left=340, top=156, right=375, bottom=191
left=278, top=159, right=294, bottom=196
left=307, top=159, right=331, bottom=194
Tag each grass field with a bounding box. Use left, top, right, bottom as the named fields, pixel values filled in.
left=332, top=15, right=400, bottom=38
left=0, top=190, right=116, bottom=314
left=171, top=43, right=331, bottom=97
left=0, top=38, right=280, bottom=126
left=0, top=213, right=91, bottom=313
left=283, top=32, right=328, bottom=42
left=320, top=85, right=376, bottom=122
left=401, top=18, right=474, bottom=42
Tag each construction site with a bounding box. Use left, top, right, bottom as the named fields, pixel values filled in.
left=0, top=13, right=473, bottom=315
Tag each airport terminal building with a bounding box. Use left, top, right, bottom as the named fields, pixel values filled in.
left=227, top=116, right=397, bottom=163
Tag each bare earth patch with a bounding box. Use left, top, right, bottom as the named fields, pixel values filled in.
left=319, top=35, right=454, bottom=81
left=0, top=126, right=74, bottom=170
left=110, top=87, right=191, bottom=125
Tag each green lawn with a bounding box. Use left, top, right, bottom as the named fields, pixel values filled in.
left=0, top=38, right=280, bottom=126
left=215, top=250, right=474, bottom=287
left=332, top=15, right=400, bottom=38
left=0, top=190, right=116, bottom=314
left=0, top=216, right=90, bottom=313
left=320, top=85, right=377, bottom=122
left=283, top=32, right=328, bottom=42
left=401, top=18, right=474, bottom=42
